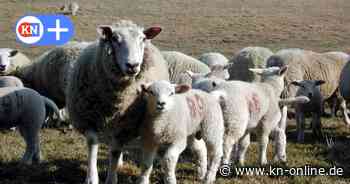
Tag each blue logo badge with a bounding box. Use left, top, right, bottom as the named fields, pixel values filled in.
left=15, top=14, right=74, bottom=46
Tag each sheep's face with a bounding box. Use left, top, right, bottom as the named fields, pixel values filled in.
left=98, top=23, right=161, bottom=77
left=291, top=80, right=325, bottom=99
left=0, top=49, right=17, bottom=74
left=141, top=80, right=190, bottom=113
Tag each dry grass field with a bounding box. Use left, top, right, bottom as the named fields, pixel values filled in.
left=0, top=0, right=350, bottom=183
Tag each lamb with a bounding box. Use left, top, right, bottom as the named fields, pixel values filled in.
left=0, top=76, right=24, bottom=87
left=339, top=59, right=350, bottom=126
left=291, top=80, right=326, bottom=142
left=191, top=66, right=289, bottom=165
left=0, top=48, right=32, bottom=76
left=66, top=20, right=169, bottom=184
left=229, top=46, right=274, bottom=82
left=198, top=52, right=229, bottom=67
left=138, top=80, right=224, bottom=184
left=20, top=41, right=90, bottom=108
left=162, top=51, right=210, bottom=85
left=0, top=87, right=61, bottom=164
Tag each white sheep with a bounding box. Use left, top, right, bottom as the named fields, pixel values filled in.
left=0, top=87, right=61, bottom=164
left=198, top=52, right=229, bottom=67
left=162, top=51, right=211, bottom=85
left=291, top=80, right=325, bottom=143
left=66, top=20, right=169, bottom=184
left=0, top=48, right=32, bottom=76
left=138, top=80, right=224, bottom=184
left=191, top=66, right=289, bottom=165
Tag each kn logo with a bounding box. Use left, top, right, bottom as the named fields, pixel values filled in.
left=15, top=15, right=74, bottom=46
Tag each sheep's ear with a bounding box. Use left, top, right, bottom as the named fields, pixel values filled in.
left=175, top=84, right=191, bottom=94
left=144, top=27, right=162, bottom=40
left=291, top=81, right=301, bottom=86
left=9, top=50, right=18, bottom=57
left=97, top=25, right=113, bottom=40
left=315, top=80, right=326, bottom=86
left=278, top=65, right=288, bottom=75
left=249, top=68, right=264, bottom=75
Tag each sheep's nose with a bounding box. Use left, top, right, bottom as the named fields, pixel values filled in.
left=308, top=92, right=313, bottom=98
left=0, top=65, right=6, bottom=71
left=126, top=63, right=140, bottom=74
left=157, top=101, right=166, bottom=110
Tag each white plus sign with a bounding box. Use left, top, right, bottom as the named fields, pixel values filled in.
left=47, top=19, right=69, bottom=41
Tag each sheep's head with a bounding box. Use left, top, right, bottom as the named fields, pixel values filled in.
left=0, top=49, right=18, bottom=74
left=186, top=69, right=226, bottom=92
left=141, top=80, right=190, bottom=112
left=291, top=80, right=325, bottom=99
left=97, top=20, right=161, bottom=77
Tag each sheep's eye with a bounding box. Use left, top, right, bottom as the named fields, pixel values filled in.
left=170, top=92, right=174, bottom=96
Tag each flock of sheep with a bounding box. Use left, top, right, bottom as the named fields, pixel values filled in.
left=0, top=19, right=350, bottom=184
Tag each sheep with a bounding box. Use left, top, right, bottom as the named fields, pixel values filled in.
left=229, top=46, right=274, bottom=82
left=322, top=51, right=349, bottom=117
left=0, top=76, right=24, bottom=87
left=61, top=1, right=79, bottom=16
left=162, top=51, right=210, bottom=85
left=266, top=49, right=347, bottom=100
left=339, top=59, right=350, bottom=126
left=290, top=80, right=326, bottom=142
left=0, top=87, right=61, bottom=165
left=20, top=41, right=90, bottom=108
left=0, top=48, right=32, bottom=76
left=138, top=80, right=224, bottom=184
left=66, top=20, right=169, bottom=184
left=191, top=66, right=288, bottom=165
left=198, top=52, right=229, bottom=67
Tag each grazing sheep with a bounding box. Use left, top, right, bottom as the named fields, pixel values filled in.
left=138, top=80, right=224, bottom=184
left=0, top=87, right=60, bottom=164
left=266, top=49, right=347, bottom=100
left=0, top=76, right=24, bottom=87
left=198, top=52, right=229, bottom=67
left=229, top=47, right=274, bottom=82
left=322, top=51, right=349, bottom=117
left=61, top=1, right=79, bottom=16
left=339, top=59, right=350, bottom=126
left=0, top=48, right=32, bottom=76
left=66, top=20, right=169, bottom=184
left=162, top=51, right=210, bottom=85
left=20, top=41, right=90, bottom=108
left=291, top=80, right=326, bottom=142
left=191, top=66, right=288, bottom=165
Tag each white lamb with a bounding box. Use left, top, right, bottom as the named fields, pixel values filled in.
left=191, top=66, right=289, bottom=165
left=138, top=80, right=224, bottom=184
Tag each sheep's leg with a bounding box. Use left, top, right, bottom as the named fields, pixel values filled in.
left=296, top=111, right=305, bottom=143
left=85, top=130, right=99, bottom=184
left=258, top=114, right=280, bottom=165
left=18, top=125, right=39, bottom=165
left=137, top=145, right=158, bottom=184
left=311, top=113, right=323, bottom=140
left=162, top=142, right=186, bottom=184
left=204, top=134, right=223, bottom=184
left=236, top=133, right=250, bottom=166
left=188, top=136, right=207, bottom=180
left=273, top=106, right=287, bottom=163
left=340, top=98, right=350, bottom=126
left=105, top=137, right=124, bottom=184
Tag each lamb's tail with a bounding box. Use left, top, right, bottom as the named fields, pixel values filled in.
left=43, top=97, right=62, bottom=122
left=279, top=96, right=310, bottom=106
